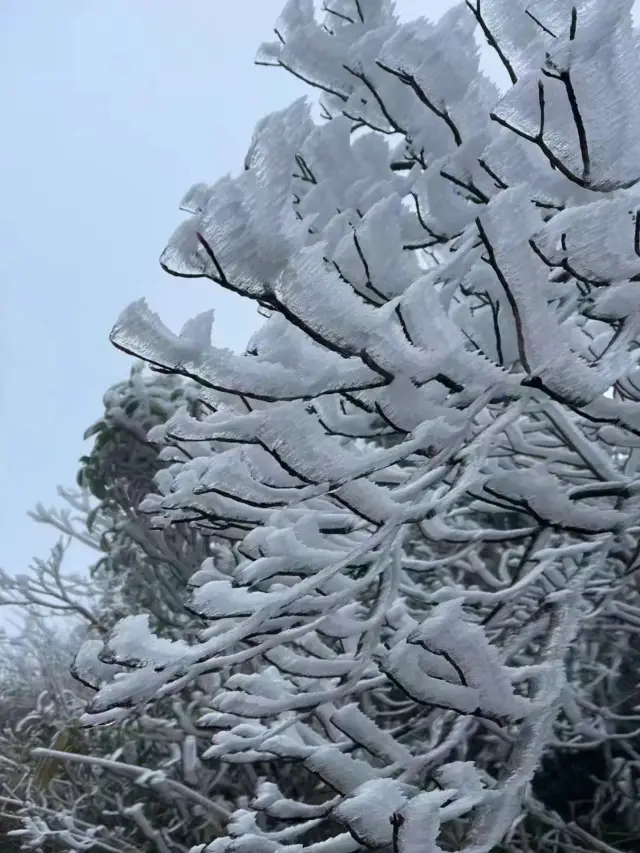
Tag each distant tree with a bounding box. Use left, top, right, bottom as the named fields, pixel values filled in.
left=52, top=363, right=212, bottom=636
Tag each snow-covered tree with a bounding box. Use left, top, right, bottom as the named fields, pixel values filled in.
left=1, top=367, right=323, bottom=853
left=72, top=1, right=640, bottom=851
left=64, top=363, right=212, bottom=636
left=0, top=370, right=229, bottom=852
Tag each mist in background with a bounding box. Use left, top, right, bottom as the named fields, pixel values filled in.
left=0, top=0, right=502, bottom=582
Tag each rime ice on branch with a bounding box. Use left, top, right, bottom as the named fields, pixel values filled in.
left=77, top=1, right=640, bottom=851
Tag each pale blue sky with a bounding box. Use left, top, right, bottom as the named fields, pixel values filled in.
left=1, top=1, right=305, bottom=574
left=0, top=0, right=471, bottom=578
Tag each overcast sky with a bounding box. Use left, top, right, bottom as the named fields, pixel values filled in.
left=0, top=0, right=495, bottom=581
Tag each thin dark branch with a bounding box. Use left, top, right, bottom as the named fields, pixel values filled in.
left=466, top=0, right=517, bottom=85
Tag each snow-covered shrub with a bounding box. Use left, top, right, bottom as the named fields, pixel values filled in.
left=71, top=1, right=640, bottom=851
